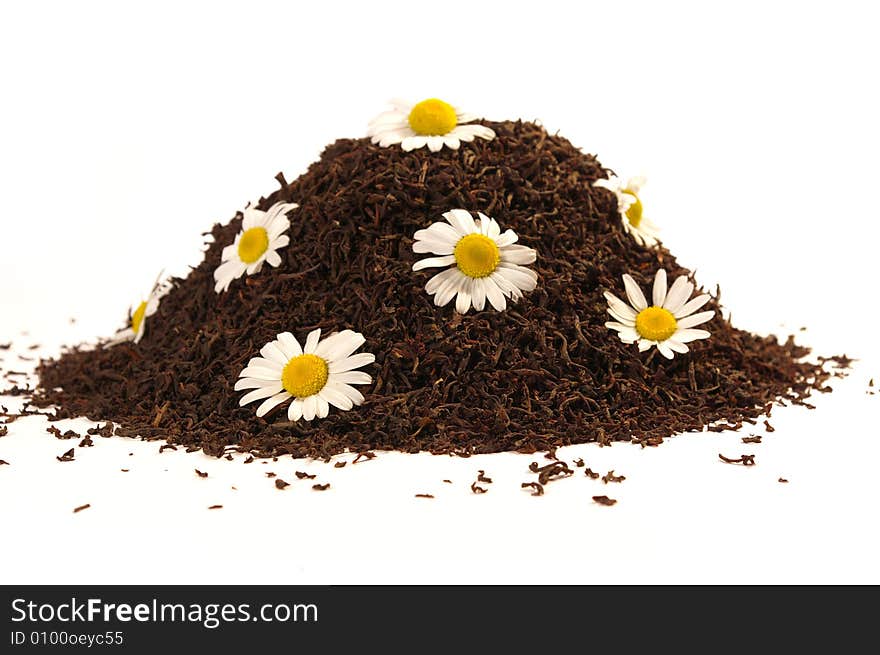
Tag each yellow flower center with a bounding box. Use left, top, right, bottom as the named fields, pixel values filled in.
left=131, top=301, right=148, bottom=335
left=408, top=98, right=458, bottom=136
left=281, top=354, right=329, bottom=398
left=454, top=233, right=501, bottom=279
left=622, top=191, right=643, bottom=228
left=238, top=227, right=269, bottom=264
left=635, top=306, right=678, bottom=342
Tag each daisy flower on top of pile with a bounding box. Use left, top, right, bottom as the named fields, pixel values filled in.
left=412, top=209, right=537, bottom=314
left=604, top=269, right=714, bottom=359
left=593, top=175, right=660, bottom=247
left=235, top=329, right=375, bottom=422
left=213, top=200, right=299, bottom=293
left=368, top=98, right=495, bottom=152
left=105, top=272, right=168, bottom=347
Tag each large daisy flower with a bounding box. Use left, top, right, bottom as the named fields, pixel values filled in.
left=213, top=200, right=299, bottom=293
left=106, top=273, right=167, bottom=346
left=235, top=329, right=375, bottom=422
left=593, top=175, right=660, bottom=247
left=412, top=209, right=537, bottom=314
left=604, top=269, right=714, bottom=359
left=368, top=98, right=495, bottom=152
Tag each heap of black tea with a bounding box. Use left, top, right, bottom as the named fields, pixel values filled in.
left=34, top=121, right=834, bottom=458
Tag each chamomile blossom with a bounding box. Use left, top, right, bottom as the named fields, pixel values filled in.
left=213, top=200, right=299, bottom=293
left=368, top=98, right=495, bottom=152
left=105, top=273, right=167, bottom=347
left=604, top=269, right=714, bottom=359
left=412, top=209, right=537, bottom=314
left=235, top=329, right=375, bottom=422
left=593, top=175, right=660, bottom=247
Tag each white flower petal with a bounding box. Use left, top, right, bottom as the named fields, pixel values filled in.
left=413, top=255, right=456, bottom=271
left=276, top=332, right=303, bottom=359
left=302, top=395, right=317, bottom=421
left=319, top=386, right=354, bottom=411
left=653, top=269, right=667, bottom=307
left=425, top=268, right=460, bottom=294
left=316, top=397, right=330, bottom=419
left=315, top=330, right=365, bottom=362
left=237, top=366, right=283, bottom=381
left=676, top=311, right=714, bottom=329
left=638, top=339, right=653, bottom=352
left=674, top=294, right=711, bottom=319
left=472, top=278, right=487, bottom=311
left=327, top=382, right=365, bottom=406
left=666, top=339, right=689, bottom=354
left=259, top=342, right=288, bottom=366
left=288, top=399, right=303, bottom=421
left=427, top=136, right=444, bottom=152
left=328, top=352, right=375, bottom=374
left=303, top=328, right=321, bottom=354
left=484, top=276, right=506, bottom=311
left=500, top=244, right=537, bottom=265
left=657, top=342, right=675, bottom=359
left=662, top=276, right=694, bottom=313
left=455, top=287, right=472, bottom=314
left=332, top=370, right=372, bottom=386
left=240, top=385, right=285, bottom=407
left=255, top=391, right=291, bottom=417
left=444, top=209, right=478, bottom=235
left=496, top=263, right=538, bottom=292
left=674, top=328, right=712, bottom=343
left=604, top=292, right=638, bottom=321
left=495, top=230, right=518, bottom=247
left=265, top=250, right=282, bottom=267
left=622, top=275, right=648, bottom=311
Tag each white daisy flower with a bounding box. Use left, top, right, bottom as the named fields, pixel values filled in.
left=412, top=209, right=538, bottom=314
left=106, top=273, right=167, bottom=347
left=593, top=175, right=660, bottom=247
left=235, top=329, right=375, bottom=422
left=368, top=98, right=495, bottom=153
left=213, top=200, right=299, bottom=293
left=604, top=269, right=714, bottom=359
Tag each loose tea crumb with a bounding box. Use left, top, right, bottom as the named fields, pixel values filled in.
left=73, top=504, right=91, bottom=513
left=521, top=481, right=544, bottom=496
left=333, top=461, right=347, bottom=468
left=584, top=468, right=600, bottom=479
left=477, top=470, right=493, bottom=484
left=742, top=436, right=763, bottom=444
left=0, top=426, right=7, bottom=437
left=56, top=448, right=75, bottom=462
left=602, top=470, right=626, bottom=484
left=0, top=459, right=9, bottom=466
left=295, top=471, right=316, bottom=480
left=312, top=483, right=330, bottom=491
left=414, top=493, right=434, bottom=498
left=244, top=455, right=254, bottom=464
left=195, top=469, right=208, bottom=478
left=30, top=120, right=840, bottom=459
left=592, top=495, right=617, bottom=506
left=208, top=504, right=223, bottom=510
left=78, top=435, right=94, bottom=448
left=530, top=461, right=573, bottom=485
left=352, top=452, right=376, bottom=464
left=274, top=479, right=290, bottom=490
left=718, top=453, right=756, bottom=466
left=764, top=420, right=776, bottom=433
left=120, top=469, right=129, bottom=472
left=471, top=482, right=488, bottom=494
left=265, top=472, right=276, bottom=478
left=573, top=458, right=585, bottom=468
left=442, top=479, right=452, bottom=484
left=159, top=444, right=177, bottom=453
left=778, top=477, right=789, bottom=483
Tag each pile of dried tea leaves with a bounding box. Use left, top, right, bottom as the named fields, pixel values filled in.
left=33, top=121, right=835, bottom=459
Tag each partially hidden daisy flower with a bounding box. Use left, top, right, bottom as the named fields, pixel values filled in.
left=368, top=98, right=495, bottom=152
left=604, top=269, right=714, bottom=359
left=235, top=329, right=375, bottom=422
left=412, top=209, right=537, bottom=314
left=105, top=273, right=167, bottom=347
left=213, top=200, right=299, bottom=293
left=593, top=175, right=660, bottom=247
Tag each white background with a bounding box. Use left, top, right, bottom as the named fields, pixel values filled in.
left=1, top=1, right=878, bottom=584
